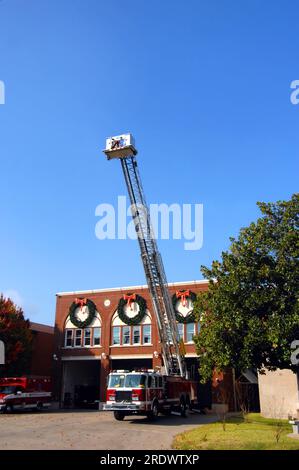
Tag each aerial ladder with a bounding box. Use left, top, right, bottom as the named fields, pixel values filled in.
left=103, top=134, right=186, bottom=378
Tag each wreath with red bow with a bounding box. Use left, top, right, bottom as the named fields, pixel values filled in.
left=117, top=293, right=147, bottom=326
left=69, top=298, right=97, bottom=328
left=172, top=290, right=196, bottom=323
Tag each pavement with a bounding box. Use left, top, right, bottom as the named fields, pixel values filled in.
left=0, top=409, right=217, bottom=450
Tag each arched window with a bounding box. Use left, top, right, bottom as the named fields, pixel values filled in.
left=111, top=311, right=152, bottom=346
left=64, top=312, right=102, bottom=348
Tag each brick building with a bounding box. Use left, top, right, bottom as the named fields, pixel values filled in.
left=53, top=280, right=239, bottom=409
left=29, top=322, right=54, bottom=376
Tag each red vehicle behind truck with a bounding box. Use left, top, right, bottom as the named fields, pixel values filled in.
left=0, top=376, right=52, bottom=413
left=104, top=369, right=197, bottom=421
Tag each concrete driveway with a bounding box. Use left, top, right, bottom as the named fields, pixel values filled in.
left=0, top=410, right=217, bottom=450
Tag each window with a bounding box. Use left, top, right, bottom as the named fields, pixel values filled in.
left=125, top=374, right=146, bottom=388
left=143, top=325, right=151, bottom=344
left=84, top=328, right=91, bottom=347
left=108, top=374, right=125, bottom=388
left=65, top=329, right=73, bottom=347
left=112, top=326, right=121, bottom=345
left=133, top=326, right=141, bottom=344
left=197, top=321, right=200, bottom=334
left=75, top=329, right=82, bottom=347
left=177, top=323, right=184, bottom=341
left=93, top=327, right=101, bottom=346
left=123, top=326, right=130, bottom=345
left=186, top=323, right=195, bottom=343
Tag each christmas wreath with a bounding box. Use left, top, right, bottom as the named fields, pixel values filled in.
left=172, top=290, right=196, bottom=323
left=69, top=298, right=96, bottom=328
left=117, top=293, right=147, bottom=325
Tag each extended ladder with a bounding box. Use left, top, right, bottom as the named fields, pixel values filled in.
left=104, top=135, right=186, bottom=377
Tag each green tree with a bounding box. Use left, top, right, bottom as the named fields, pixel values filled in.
left=0, top=295, right=33, bottom=377
left=194, top=193, right=299, bottom=383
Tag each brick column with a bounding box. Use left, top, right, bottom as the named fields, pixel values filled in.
left=100, top=355, right=110, bottom=403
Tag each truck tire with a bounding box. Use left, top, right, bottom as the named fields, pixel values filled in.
left=5, top=404, right=13, bottom=414
left=180, top=398, right=187, bottom=417
left=147, top=400, right=159, bottom=421
left=114, top=411, right=125, bottom=421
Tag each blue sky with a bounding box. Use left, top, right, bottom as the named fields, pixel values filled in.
left=0, top=0, right=298, bottom=325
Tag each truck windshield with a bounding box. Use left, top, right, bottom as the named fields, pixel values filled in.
left=125, top=375, right=146, bottom=388
left=0, top=386, right=17, bottom=394
left=108, top=375, right=126, bottom=388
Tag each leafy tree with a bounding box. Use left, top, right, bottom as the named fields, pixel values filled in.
left=0, top=295, right=33, bottom=377
left=194, top=193, right=299, bottom=383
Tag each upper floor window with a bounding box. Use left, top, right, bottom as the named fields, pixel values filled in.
left=186, top=323, right=195, bottom=343
left=143, top=325, right=151, bottom=344
left=133, top=326, right=141, bottom=345
left=111, top=311, right=152, bottom=346
left=74, top=329, right=82, bottom=347
left=112, top=326, right=121, bottom=345
left=84, top=328, right=91, bottom=347
left=65, top=329, right=73, bottom=347
left=64, top=311, right=102, bottom=348
left=93, top=327, right=101, bottom=346
left=176, top=322, right=200, bottom=344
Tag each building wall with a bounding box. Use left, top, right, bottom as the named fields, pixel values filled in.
left=258, top=369, right=299, bottom=419
left=30, top=323, right=54, bottom=376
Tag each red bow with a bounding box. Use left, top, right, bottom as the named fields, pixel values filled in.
left=123, top=293, right=136, bottom=310
left=75, top=298, right=87, bottom=310
left=176, top=290, right=190, bottom=307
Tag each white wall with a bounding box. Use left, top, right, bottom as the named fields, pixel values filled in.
left=258, top=369, right=299, bottom=419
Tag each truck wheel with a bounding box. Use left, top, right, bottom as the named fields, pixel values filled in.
left=114, top=411, right=125, bottom=421
left=180, top=398, right=187, bottom=417
left=5, top=404, right=13, bottom=414
left=147, top=400, right=159, bottom=421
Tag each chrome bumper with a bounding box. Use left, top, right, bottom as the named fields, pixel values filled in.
left=103, top=403, right=141, bottom=411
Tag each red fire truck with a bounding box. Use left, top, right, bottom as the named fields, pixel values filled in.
left=104, top=369, right=197, bottom=421
left=0, top=376, right=52, bottom=413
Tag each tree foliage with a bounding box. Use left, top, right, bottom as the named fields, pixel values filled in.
left=194, top=194, right=299, bottom=383
left=0, top=295, right=33, bottom=377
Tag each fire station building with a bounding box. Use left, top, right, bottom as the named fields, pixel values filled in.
left=53, top=280, right=219, bottom=409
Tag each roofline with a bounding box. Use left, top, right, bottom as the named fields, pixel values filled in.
left=56, top=280, right=209, bottom=297
left=29, top=322, right=54, bottom=334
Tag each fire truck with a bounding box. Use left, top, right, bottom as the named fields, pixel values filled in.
left=0, top=376, right=52, bottom=413
left=105, top=369, right=197, bottom=420
left=102, top=135, right=199, bottom=420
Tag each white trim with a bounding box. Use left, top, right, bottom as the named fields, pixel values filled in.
left=185, top=353, right=198, bottom=358
left=109, top=354, right=153, bottom=359
left=109, top=344, right=153, bottom=348
left=61, top=356, right=101, bottom=361
left=56, top=280, right=209, bottom=297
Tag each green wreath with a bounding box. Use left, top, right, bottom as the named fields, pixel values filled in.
left=172, top=290, right=197, bottom=323
left=117, top=293, right=147, bottom=325
left=69, top=298, right=96, bottom=328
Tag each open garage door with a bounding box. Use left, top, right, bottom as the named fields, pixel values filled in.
left=62, top=360, right=101, bottom=409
